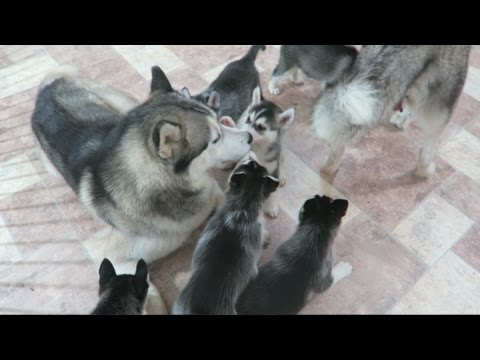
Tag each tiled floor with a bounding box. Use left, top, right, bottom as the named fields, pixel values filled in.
left=1, top=45, right=479, bottom=315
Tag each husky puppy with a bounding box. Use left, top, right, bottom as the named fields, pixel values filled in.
left=91, top=259, right=149, bottom=315
left=172, top=152, right=280, bottom=315
left=237, top=87, right=296, bottom=218
left=312, top=45, right=471, bottom=178
left=269, top=45, right=358, bottom=95
left=193, top=45, right=266, bottom=122
left=236, top=195, right=351, bottom=315
left=31, top=65, right=252, bottom=314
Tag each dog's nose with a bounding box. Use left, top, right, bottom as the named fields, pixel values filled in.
left=247, top=133, right=253, bottom=144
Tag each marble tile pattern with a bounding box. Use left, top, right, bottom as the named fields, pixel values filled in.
left=0, top=45, right=480, bottom=314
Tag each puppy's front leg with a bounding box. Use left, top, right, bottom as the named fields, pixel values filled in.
left=263, top=192, right=281, bottom=219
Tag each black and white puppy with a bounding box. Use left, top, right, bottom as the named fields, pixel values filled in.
left=91, top=258, right=149, bottom=315
left=236, top=195, right=352, bottom=315
left=237, top=87, right=295, bottom=218
left=193, top=45, right=266, bottom=123
left=269, top=45, right=358, bottom=95
left=172, top=152, right=280, bottom=315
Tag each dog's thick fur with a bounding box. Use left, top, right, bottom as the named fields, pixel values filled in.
left=31, top=66, right=252, bottom=314
left=236, top=195, right=351, bottom=315
left=194, top=45, right=266, bottom=122
left=269, top=45, right=358, bottom=95
left=172, top=152, right=279, bottom=315
left=312, top=45, right=471, bottom=178
left=91, top=259, right=149, bottom=315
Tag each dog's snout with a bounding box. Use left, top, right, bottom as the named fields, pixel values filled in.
left=247, top=132, right=253, bottom=144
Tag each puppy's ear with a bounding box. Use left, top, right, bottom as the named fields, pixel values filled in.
left=207, top=91, right=220, bottom=110
left=99, top=258, right=116, bottom=290
left=153, top=122, right=182, bottom=160
left=263, top=175, right=280, bottom=195
left=332, top=199, right=349, bottom=217
left=220, top=116, right=236, bottom=128
left=252, top=86, right=262, bottom=106
left=180, top=87, right=191, bottom=99
left=135, top=259, right=149, bottom=282
left=151, top=66, right=174, bottom=94
left=278, top=108, right=296, bottom=128
left=133, top=259, right=149, bottom=298
left=230, top=172, right=247, bottom=189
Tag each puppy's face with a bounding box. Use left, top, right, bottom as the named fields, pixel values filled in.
left=299, top=195, right=349, bottom=226
left=228, top=152, right=280, bottom=198
left=239, top=102, right=295, bottom=149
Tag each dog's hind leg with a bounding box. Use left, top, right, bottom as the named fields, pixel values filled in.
left=415, top=107, right=450, bottom=178
left=321, top=142, right=346, bottom=177
left=389, top=100, right=413, bottom=130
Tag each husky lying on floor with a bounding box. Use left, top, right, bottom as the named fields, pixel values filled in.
left=31, top=65, right=253, bottom=314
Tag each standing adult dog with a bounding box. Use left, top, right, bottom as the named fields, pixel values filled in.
left=312, top=45, right=471, bottom=178
left=31, top=65, right=253, bottom=314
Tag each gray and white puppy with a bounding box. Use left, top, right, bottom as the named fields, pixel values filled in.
left=172, top=152, right=280, bottom=315
left=237, top=87, right=296, bottom=218
left=91, top=259, right=149, bottom=315
left=193, top=45, right=266, bottom=123
left=269, top=45, right=358, bottom=95
left=236, top=195, right=352, bottom=315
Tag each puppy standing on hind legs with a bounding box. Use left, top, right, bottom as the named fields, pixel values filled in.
left=172, top=152, right=280, bottom=315
left=312, top=45, right=471, bottom=178
left=237, top=87, right=296, bottom=218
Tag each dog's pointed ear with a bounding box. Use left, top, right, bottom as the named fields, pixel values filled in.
left=332, top=199, right=349, bottom=217
left=278, top=108, right=296, bottom=128
left=153, top=122, right=182, bottom=160
left=151, top=66, right=174, bottom=94
left=134, top=259, right=149, bottom=298
left=252, top=86, right=262, bottom=106
left=230, top=172, right=247, bottom=189
left=263, top=175, right=280, bottom=195
left=135, top=259, right=149, bottom=282
left=180, top=87, right=191, bottom=99
left=220, top=116, right=236, bottom=128
left=99, top=258, right=116, bottom=290
left=207, top=91, right=220, bottom=110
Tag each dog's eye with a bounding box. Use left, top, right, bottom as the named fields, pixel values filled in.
left=213, top=135, right=221, bottom=144
left=256, top=123, right=266, bottom=132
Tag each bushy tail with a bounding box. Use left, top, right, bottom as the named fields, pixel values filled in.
left=243, top=45, right=266, bottom=63
left=40, top=65, right=79, bottom=89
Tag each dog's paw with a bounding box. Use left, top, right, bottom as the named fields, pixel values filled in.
left=332, top=261, right=353, bottom=284
left=264, top=202, right=280, bottom=219
left=415, top=162, right=436, bottom=179
left=268, top=81, right=281, bottom=96
left=261, top=228, right=271, bottom=249
left=389, top=110, right=412, bottom=131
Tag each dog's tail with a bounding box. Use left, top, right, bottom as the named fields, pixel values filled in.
left=40, top=65, right=79, bottom=89
left=243, top=45, right=266, bottom=64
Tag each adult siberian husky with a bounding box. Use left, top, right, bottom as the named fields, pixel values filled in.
left=31, top=65, right=253, bottom=314
left=312, top=45, right=471, bottom=178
